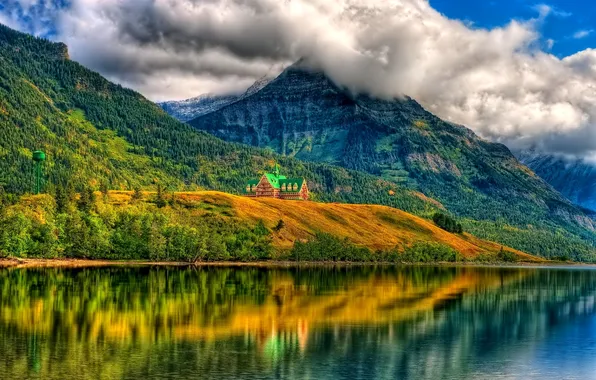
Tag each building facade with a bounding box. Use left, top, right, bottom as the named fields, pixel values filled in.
left=243, top=165, right=309, bottom=200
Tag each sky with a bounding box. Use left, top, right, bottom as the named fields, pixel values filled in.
left=1, top=0, right=596, bottom=161
left=431, top=0, right=596, bottom=58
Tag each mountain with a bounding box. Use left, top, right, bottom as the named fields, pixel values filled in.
left=1, top=23, right=594, bottom=260
left=517, top=150, right=596, bottom=213
left=186, top=62, right=596, bottom=258
left=159, top=94, right=242, bottom=122
left=158, top=77, right=271, bottom=121
left=0, top=23, right=435, bottom=213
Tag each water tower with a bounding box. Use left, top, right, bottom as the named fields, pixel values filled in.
left=32, top=150, right=46, bottom=194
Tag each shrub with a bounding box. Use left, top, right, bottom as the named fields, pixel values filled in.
left=432, top=212, right=463, bottom=233
left=401, top=242, right=462, bottom=263
left=274, top=219, right=285, bottom=232
left=290, top=233, right=372, bottom=262
left=497, top=247, right=519, bottom=263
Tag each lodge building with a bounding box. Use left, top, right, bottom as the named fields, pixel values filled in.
left=243, top=165, right=309, bottom=200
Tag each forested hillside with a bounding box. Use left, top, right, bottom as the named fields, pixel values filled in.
left=0, top=23, right=595, bottom=260
left=0, top=23, right=428, bottom=213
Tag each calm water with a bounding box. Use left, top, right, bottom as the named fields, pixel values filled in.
left=1, top=265, right=596, bottom=379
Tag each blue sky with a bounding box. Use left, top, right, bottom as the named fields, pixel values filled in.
left=431, top=0, right=596, bottom=57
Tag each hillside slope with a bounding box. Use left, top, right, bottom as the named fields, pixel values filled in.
left=517, top=150, right=596, bottom=212
left=109, top=190, right=542, bottom=262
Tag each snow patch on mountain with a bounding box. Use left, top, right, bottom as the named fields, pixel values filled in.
left=158, top=76, right=272, bottom=121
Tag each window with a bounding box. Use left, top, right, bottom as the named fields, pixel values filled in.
left=246, top=185, right=251, bottom=192
left=252, top=185, right=257, bottom=192
left=282, top=184, right=286, bottom=191
left=293, top=183, right=298, bottom=191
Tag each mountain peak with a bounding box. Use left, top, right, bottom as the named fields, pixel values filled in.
left=0, top=23, right=69, bottom=60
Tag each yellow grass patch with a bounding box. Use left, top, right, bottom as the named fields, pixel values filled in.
left=410, top=191, right=445, bottom=209
left=109, top=191, right=541, bottom=261
left=413, top=120, right=428, bottom=129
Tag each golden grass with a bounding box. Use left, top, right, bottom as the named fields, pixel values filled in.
left=109, top=191, right=543, bottom=262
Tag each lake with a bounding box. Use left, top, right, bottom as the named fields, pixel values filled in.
left=1, top=265, right=596, bottom=379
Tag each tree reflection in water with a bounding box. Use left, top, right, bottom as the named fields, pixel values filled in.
left=1, top=266, right=596, bottom=379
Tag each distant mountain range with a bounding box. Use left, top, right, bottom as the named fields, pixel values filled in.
left=516, top=151, right=596, bottom=213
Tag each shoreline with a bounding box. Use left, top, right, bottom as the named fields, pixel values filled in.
left=0, top=257, right=586, bottom=269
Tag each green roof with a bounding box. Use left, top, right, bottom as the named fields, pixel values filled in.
left=264, top=173, right=286, bottom=189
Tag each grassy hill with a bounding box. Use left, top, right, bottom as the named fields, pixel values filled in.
left=102, top=190, right=541, bottom=262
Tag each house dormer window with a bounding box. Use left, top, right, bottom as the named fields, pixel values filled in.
left=293, top=183, right=298, bottom=191
left=282, top=184, right=286, bottom=191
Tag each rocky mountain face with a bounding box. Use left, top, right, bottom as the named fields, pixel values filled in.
left=159, top=94, right=241, bottom=122
left=158, top=77, right=271, bottom=121
left=517, top=151, right=596, bottom=212
left=188, top=63, right=594, bottom=235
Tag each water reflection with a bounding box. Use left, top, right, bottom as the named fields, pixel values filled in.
left=1, top=266, right=596, bottom=379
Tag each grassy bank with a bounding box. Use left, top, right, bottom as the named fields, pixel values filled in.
left=0, top=191, right=544, bottom=263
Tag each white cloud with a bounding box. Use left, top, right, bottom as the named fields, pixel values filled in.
left=573, top=29, right=593, bottom=39
left=1, top=0, right=596, bottom=160
left=533, top=4, right=572, bottom=18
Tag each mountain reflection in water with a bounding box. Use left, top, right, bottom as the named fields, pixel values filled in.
left=1, top=265, right=596, bottom=379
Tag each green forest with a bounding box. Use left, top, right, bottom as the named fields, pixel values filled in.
left=0, top=23, right=595, bottom=261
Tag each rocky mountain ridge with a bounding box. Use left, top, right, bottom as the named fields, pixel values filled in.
left=159, top=76, right=271, bottom=121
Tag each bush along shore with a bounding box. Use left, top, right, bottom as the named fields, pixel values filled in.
left=0, top=189, right=540, bottom=264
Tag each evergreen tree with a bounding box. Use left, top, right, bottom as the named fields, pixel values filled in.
left=100, top=182, right=109, bottom=200
left=433, top=212, right=464, bottom=234
left=0, top=185, right=7, bottom=215
left=55, top=184, right=70, bottom=214
left=77, top=188, right=96, bottom=213
left=155, top=184, right=167, bottom=209
left=131, top=187, right=143, bottom=203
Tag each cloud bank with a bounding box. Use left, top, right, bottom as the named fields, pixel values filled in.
left=1, top=0, right=596, bottom=161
